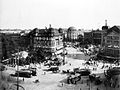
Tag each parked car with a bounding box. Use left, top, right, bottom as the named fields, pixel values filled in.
left=15, top=69, right=32, bottom=78
left=21, top=68, right=37, bottom=76
left=48, top=66, right=60, bottom=73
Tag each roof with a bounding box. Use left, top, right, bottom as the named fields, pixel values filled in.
left=68, top=26, right=77, bottom=32
left=35, top=28, right=61, bottom=37
left=107, top=25, right=120, bottom=34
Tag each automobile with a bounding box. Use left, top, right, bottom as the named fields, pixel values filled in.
left=48, top=66, right=60, bottom=73
left=73, top=68, right=79, bottom=72
left=75, top=69, right=91, bottom=76
left=15, top=69, right=32, bottom=78
left=44, top=63, right=50, bottom=66
left=21, top=68, right=37, bottom=76
left=106, top=67, right=120, bottom=77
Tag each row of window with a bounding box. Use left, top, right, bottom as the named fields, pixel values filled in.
left=107, top=36, right=119, bottom=40
left=34, top=41, right=55, bottom=46
left=105, top=49, right=120, bottom=57
left=34, top=37, right=63, bottom=41
left=34, top=40, right=63, bottom=47
left=34, top=37, right=52, bottom=40
left=107, top=40, right=119, bottom=46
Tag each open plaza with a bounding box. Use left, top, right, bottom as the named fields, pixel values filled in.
left=0, top=46, right=120, bottom=90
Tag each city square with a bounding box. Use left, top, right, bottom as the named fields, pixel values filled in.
left=0, top=0, right=120, bottom=90
left=1, top=46, right=120, bottom=90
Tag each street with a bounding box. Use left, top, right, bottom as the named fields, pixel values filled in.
left=0, top=47, right=120, bottom=90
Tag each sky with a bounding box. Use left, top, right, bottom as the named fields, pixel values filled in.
left=0, top=0, right=120, bottom=29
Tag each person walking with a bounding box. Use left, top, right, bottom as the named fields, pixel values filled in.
left=23, top=77, right=24, bottom=81
left=96, top=88, right=99, bottom=90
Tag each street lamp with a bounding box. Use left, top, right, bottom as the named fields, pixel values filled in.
left=63, top=33, right=66, bottom=65
left=16, top=32, right=23, bottom=90
left=16, top=49, right=20, bottom=90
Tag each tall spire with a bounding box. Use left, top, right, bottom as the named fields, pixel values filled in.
left=102, top=20, right=108, bottom=30
left=105, top=20, right=107, bottom=26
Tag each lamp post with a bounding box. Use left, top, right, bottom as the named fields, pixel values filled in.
left=17, top=32, right=23, bottom=90
left=63, top=33, right=65, bottom=65
left=17, top=49, right=20, bottom=90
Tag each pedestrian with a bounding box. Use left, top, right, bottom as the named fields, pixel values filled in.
left=23, top=77, right=24, bottom=81
left=117, top=84, right=119, bottom=88
left=87, top=81, right=89, bottom=86
left=43, top=71, right=46, bottom=75
left=80, top=88, right=81, bottom=90
left=97, top=88, right=99, bottom=90
left=61, top=83, right=63, bottom=87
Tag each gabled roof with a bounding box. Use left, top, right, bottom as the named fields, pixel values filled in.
left=107, top=25, right=120, bottom=34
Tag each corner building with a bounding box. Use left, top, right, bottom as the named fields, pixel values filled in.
left=99, top=26, right=120, bottom=61
left=33, top=27, right=63, bottom=60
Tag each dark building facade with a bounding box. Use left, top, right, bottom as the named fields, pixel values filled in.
left=84, top=30, right=102, bottom=45
left=92, top=30, right=102, bottom=45
left=84, top=31, right=93, bottom=44
left=0, top=32, right=30, bottom=60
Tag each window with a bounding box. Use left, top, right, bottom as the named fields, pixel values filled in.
left=113, top=36, right=119, bottom=40
left=107, top=36, right=112, bottom=40
left=114, top=41, right=119, bottom=46
left=56, top=39, right=59, bottom=45
left=107, top=40, right=112, bottom=44
left=51, top=41, right=55, bottom=46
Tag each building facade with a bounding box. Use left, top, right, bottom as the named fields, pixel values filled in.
left=84, top=29, right=102, bottom=45
left=67, top=27, right=83, bottom=42
left=99, top=26, right=120, bottom=61
left=84, top=31, right=92, bottom=44
left=67, top=27, right=77, bottom=41
left=92, top=30, right=102, bottom=45
left=33, top=27, right=63, bottom=60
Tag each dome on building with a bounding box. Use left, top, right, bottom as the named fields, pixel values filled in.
left=68, top=26, right=77, bottom=32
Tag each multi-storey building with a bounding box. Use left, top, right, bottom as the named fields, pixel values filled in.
left=92, top=29, right=102, bottom=45
left=99, top=25, right=120, bottom=61
left=33, top=26, right=63, bottom=60
left=84, top=31, right=92, bottom=44
left=84, top=29, right=102, bottom=45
